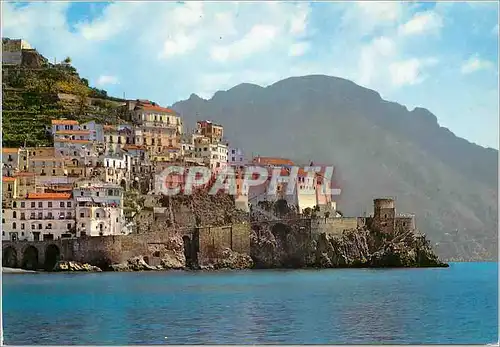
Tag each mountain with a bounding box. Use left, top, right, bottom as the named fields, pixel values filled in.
left=172, top=75, right=498, bottom=261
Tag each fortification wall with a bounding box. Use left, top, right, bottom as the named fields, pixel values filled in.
left=2, top=51, right=22, bottom=65
left=196, top=224, right=251, bottom=266
left=312, top=217, right=359, bottom=236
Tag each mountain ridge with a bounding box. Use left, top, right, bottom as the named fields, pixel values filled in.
left=172, top=74, right=498, bottom=261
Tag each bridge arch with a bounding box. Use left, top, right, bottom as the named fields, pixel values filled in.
left=44, top=244, right=61, bottom=271
left=3, top=246, right=18, bottom=268
left=22, top=245, right=39, bottom=270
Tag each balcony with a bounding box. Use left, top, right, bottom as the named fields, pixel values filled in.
left=44, top=215, right=55, bottom=220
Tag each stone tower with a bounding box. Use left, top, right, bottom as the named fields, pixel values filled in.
left=372, top=198, right=396, bottom=234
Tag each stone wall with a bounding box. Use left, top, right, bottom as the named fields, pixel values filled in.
left=2, top=222, right=250, bottom=270
left=311, top=217, right=360, bottom=237
left=196, top=223, right=251, bottom=266
left=2, top=51, right=22, bottom=65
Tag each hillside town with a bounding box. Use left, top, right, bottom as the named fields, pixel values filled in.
left=2, top=97, right=340, bottom=243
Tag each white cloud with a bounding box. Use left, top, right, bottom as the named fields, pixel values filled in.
left=461, top=55, right=495, bottom=74
left=288, top=42, right=310, bottom=57
left=389, top=58, right=438, bottom=86
left=159, top=33, right=198, bottom=59
left=399, top=11, right=443, bottom=36
left=210, top=24, right=278, bottom=62
left=97, top=75, right=119, bottom=86
left=358, top=36, right=397, bottom=86
left=289, top=4, right=310, bottom=36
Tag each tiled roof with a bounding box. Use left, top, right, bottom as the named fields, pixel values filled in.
left=51, top=119, right=79, bottom=125
left=251, top=157, right=295, bottom=166
left=138, top=104, right=175, bottom=113
left=27, top=192, right=72, bottom=200
left=56, top=130, right=91, bottom=135
left=2, top=148, right=18, bottom=153
left=55, top=139, right=91, bottom=144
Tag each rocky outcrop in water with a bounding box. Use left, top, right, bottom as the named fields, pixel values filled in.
left=251, top=226, right=448, bottom=268
left=53, top=261, right=102, bottom=272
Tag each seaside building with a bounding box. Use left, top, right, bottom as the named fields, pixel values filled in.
left=2, top=192, right=75, bottom=242
left=73, top=180, right=127, bottom=237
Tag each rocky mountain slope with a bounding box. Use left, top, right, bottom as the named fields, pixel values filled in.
left=172, top=75, right=498, bottom=261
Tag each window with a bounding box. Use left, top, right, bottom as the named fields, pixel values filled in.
left=47, top=223, right=52, bottom=229
left=232, top=157, right=235, bottom=161
left=96, top=192, right=100, bottom=197
left=31, top=202, right=35, bottom=208
left=67, top=224, right=72, bottom=229
left=21, top=232, right=24, bottom=236
left=96, top=212, right=100, bottom=218
left=60, top=202, right=64, bottom=208
left=12, top=201, right=17, bottom=208
left=38, top=202, right=43, bottom=208
left=81, top=191, right=84, bottom=196
left=13, top=211, right=17, bottom=218
left=80, top=212, right=84, bottom=218
left=67, top=202, right=71, bottom=208
left=12, top=222, right=16, bottom=229
left=38, top=224, right=42, bottom=230
left=38, top=212, right=42, bottom=219
left=81, top=223, right=85, bottom=227
left=21, top=212, right=25, bottom=220
left=21, top=202, right=25, bottom=208
left=48, top=202, right=52, bottom=208
left=48, top=212, right=53, bottom=218
left=32, top=224, right=35, bottom=229
left=21, top=223, right=25, bottom=230
left=52, top=169, right=56, bottom=175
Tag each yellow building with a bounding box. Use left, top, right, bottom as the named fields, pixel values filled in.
left=131, top=101, right=182, bottom=160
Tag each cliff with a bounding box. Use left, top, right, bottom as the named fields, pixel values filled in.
left=251, top=225, right=447, bottom=269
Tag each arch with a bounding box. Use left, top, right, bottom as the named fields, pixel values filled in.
left=44, top=244, right=61, bottom=271
left=120, top=179, right=127, bottom=190
left=22, top=246, right=39, bottom=270
left=3, top=246, right=18, bottom=268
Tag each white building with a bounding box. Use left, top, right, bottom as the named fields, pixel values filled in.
left=73, top=180, right=127, bottom=237
left=2, top=192, right=75, bottom=242
left=194, top=140, right=228, bottom=170
left=228, top=147, right=246, bottom=166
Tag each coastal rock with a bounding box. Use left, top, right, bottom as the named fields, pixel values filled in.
left=52, top=261, right=102, bottom=272
left=251, top=224, right=447, bottom=269
left=199, top=248, right=253, bottom=270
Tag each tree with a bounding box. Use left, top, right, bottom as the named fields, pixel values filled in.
left=303, top=207, right=312, bottom=218
left=324, top=211, right=331, bottom=219
left=63, top=56, right=71, bottom=64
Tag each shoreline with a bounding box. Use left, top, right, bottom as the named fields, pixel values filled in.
left=2, top=263, right=452, bottom=274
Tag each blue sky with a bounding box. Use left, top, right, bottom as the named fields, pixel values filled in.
left=2, top=1, right=498, bottom=149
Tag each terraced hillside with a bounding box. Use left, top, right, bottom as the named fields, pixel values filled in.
left=2, top=52, right=127, bottom=147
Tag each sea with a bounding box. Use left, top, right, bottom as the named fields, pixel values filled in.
left=1, top=262, right=498, bottom=345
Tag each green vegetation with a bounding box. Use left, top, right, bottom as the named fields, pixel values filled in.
left=2, top=53, right=127, bottom=147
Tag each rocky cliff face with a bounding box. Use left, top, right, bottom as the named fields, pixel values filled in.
left=251, top=226, right=447, bottom=269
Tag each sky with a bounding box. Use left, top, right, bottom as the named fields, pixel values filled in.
left=2, top=1, right=499, bottom=149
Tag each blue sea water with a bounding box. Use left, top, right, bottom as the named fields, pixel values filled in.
left=1, top=262, right=498, bottom=345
